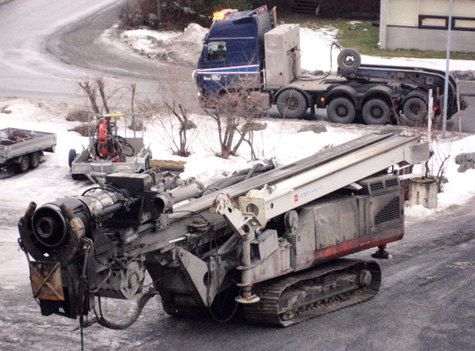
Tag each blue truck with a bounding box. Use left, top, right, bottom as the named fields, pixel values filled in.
left=193, top=5, right=466, bottom=125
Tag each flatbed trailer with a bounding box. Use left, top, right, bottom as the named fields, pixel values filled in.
left=0, top=128, right=56, bottom=172
left=69, top=113, right=151, bottom=183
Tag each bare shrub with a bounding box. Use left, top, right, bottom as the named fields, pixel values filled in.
left=68, top=124, right=89, bottom=137
left=119, top=0, right=159, bottom=29
left=66, top=110, right=89, bottom=122
left=396, top=100, right=458, bottom=193
left=138, top=69, right=198, bottom=157
left=202, top=83, right=268, bottom=159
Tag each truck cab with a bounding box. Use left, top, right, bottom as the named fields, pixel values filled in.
left=195, top=6, right=274, bottom=97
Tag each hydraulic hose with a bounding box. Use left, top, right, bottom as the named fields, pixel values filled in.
left=203, top=161, right=275, bottom=195
left=82, top=290, right=156, bottom=330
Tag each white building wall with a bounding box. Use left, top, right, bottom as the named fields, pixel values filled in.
left=379, top=0, right=475, bottom=52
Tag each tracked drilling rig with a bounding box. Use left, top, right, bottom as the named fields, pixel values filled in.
left=19, top=133, right=429, bottom=328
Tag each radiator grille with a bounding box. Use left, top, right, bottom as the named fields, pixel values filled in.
left=385, top=178, right=399, bottom=188
left=370, top=181, right=384, bottom=192
left=375, top=197, right=400, bottom=225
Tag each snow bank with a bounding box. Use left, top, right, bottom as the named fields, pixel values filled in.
left=118, top=23, right=208, bottom=66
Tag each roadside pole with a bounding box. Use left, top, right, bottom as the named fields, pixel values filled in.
left=442, top=0, right=454, bottom=139
left=428, top=89, right=433, bottom=149
left=456, top=78, right=462, bottom=138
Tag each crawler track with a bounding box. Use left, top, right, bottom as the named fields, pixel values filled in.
left=244, top=259, right=381, bottom=327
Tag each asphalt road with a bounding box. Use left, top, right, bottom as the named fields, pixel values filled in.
left=0, top=0, right=195, bottom=104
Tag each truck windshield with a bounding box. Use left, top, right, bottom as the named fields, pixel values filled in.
left=207, top=41, right=227, bottom=61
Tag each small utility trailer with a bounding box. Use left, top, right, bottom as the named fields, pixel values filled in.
left=0, top=128, right=56, bottom=173
left=69, top=113, right=152, bottom=183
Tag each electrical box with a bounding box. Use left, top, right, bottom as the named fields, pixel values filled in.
left=264, top=24, right=301, bottom=87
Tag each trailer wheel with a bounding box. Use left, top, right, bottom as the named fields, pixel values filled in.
left=68, top=149, right=76, bottom=168
left=327, top=97, right=356, bottom=124
left=71, top=173, right=84, bottom=181
left=276, top=89, right=308, bottom=119
left=29, top=152, right=40, bottom=169
left=337, top=48, right=361, bottom=74
left=400, top=97, right=428, bottom=126
left=362, top=99, right=391, bottom=125
left=18, top=155, right=30, bottom=173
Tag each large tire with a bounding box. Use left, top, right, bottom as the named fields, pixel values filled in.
left=362, top=99, right=391, bottom=125
left=17, top=155, right=30, bottom=173
left=276, top=89, right=308, bottom=119
left=337, top=48, right=361, bottom=74
left=68, top=149, right=77, bottom=168
left=400, top=97, right=428, bottom=126
left=29, top=152, right=40, bottom=169
left=327, top=97, right=356, bottom=124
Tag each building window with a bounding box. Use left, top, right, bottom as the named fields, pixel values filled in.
left=419, top=15, right=448, bottom=29
left=453, top=17, right=475, bottom=31
left=419, top=15, right=475, bottom=31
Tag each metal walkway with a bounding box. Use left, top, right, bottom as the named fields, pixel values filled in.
left=176, top=133, right=428, bottom=215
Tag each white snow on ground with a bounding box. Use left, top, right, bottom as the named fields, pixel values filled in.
left=1, top=23, right=475, bottom=293
left=299, top=26, right=339, bottom=72
left=407, top=133, right=475, bottom=220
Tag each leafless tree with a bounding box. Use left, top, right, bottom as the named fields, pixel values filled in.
left=78, top=77, right=100, bottom=113
left=78, top=76, right=137, bottom=114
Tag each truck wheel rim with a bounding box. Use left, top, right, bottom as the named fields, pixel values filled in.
left=288, top=97, right=298, bottom=110
left=343, top=56, right=355, bottom=67
left=408, top=102, right=421, bottom=116
left=337, top=105, right=348, bottom=116
left=371, top=106, right=383, bottom=118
